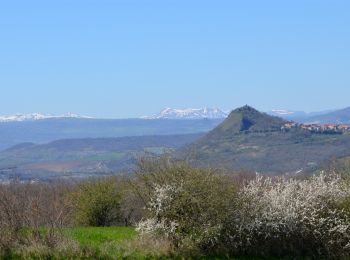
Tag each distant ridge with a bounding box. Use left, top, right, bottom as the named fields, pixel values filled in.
left=0, top=117, right=223, bottom=150
left=305, top=107, right=350, bottom=124
left=144, top=107, right=228, bottom=119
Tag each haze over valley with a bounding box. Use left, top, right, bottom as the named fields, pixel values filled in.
left=2, top=105, right=350, bottom=181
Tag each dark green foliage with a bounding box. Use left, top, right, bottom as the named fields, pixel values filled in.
left=70, top=178, right=123, bottom=227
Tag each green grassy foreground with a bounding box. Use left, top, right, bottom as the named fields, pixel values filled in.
left=1, top=227, right=298, bottom=259
left=1, top=227, right=171, bottom=259
left=64, top=226, right=137, bottom=248
left=62, top=227, right=245, bottom=259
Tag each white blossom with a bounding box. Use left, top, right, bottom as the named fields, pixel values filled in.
left=229, top=173, right=350, bottom=256
left=136, top=184, right=180, bottom=237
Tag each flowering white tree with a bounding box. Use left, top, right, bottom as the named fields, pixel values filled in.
left=135, top=162, right=236, bottom=252
left=136, top=184, right=179, bottom=237
left=225, top=173, right=350, bottom=258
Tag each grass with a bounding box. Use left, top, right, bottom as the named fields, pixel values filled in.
left=1, top=226, right=175, bottom=259
left=1, top=226, right=299, bottom=259
left=64, top=226, right=137, bottom=248
left=61, top=227, right=175, bottom=259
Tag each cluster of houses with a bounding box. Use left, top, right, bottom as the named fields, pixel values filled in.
left=282, top=122, right=350, bottom=133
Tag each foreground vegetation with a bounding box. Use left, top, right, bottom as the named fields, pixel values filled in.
left=1, top=158, right=350, bottom=259
left=64, top=227, right=137, bottom=248
left=2, top=227, right=172, bottom=259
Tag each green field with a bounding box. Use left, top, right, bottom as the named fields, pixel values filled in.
left=63, top=227, right=232, bottom=259
left=2, top=226, right=180, bottom=259
left=64, top=226, right=137, bottom=247
left=60, top=227, right=173, bottom=259
left=1, top=226, right=277, bottom=259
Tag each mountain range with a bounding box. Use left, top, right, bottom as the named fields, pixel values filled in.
left=2, top=106, right=350, bottom=123
left=144, top=106, right=350, bottom=123
left=0, top=109, right=228, bottom=122
left=144, top=107, right=228, bottom=119
left=0, top=113, right=92, bottom=122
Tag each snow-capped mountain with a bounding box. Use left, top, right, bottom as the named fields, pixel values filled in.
left=0, top=113, right=93, bottom=122
left=144, top=108, right=228, bottom=119
left=268, top=109, right=308, bottom=120
left=267, top=109, right=336, bottom=122
left=269, top=109, right=296, bottom=116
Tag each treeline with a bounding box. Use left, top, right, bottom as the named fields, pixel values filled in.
left=1, top=158, right=350, bottom=258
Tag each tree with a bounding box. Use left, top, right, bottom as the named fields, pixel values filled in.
left=70, top=178, right=122, bottom=226
left=134, top=157, right=238, bottom=253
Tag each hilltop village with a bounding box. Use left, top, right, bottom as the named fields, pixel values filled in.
left=282, top=122, right=350, bottom=133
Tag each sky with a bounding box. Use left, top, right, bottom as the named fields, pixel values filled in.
left=0, top=0, right=349, bottom=118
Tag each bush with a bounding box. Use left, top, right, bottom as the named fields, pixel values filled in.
left=135, top=160, right=350, bottom=258
left=70, top=178, right=123, bottom=227
left=134, top=158, right=237, bottom=254
left=222, top=173, right=350, bottom=258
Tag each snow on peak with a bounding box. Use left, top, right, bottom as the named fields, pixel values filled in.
left=0, top=113, right=93, bottom=122
left=144, top=107, right=228, bottom=119
left=270, top=109, right=296, bottom=115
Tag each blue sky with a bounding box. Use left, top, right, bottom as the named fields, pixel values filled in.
left=0, top=0, right=349, bottom=118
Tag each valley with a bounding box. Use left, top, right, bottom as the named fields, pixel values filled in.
left=0, top=133, right=203, bottom=181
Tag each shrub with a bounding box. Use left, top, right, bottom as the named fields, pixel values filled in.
left=118, top=179, right=145, bottom=227
left=134, top=158, right=237, bottom=254
left=70, top=178, right=123, bottom=227
left=222, top=173, right=350, bottom=258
